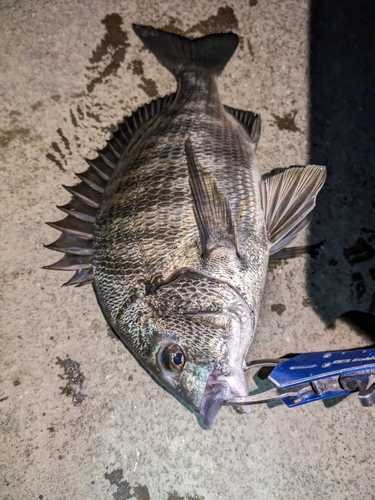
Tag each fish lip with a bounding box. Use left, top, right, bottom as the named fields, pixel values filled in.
left=199, top=369, right=248, bottom=429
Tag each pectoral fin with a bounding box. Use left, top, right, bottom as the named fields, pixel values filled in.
left=185, top=138, right=237, bottom=258
left=261, top=165, right=326, bottom=255
left=269, top=241, right=323, bottom=263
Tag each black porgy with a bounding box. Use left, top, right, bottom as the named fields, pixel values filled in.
left=45, top=25, right=326, bottom=428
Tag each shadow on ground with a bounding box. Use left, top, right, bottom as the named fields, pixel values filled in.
left=307, top=1, right=375, bottom=339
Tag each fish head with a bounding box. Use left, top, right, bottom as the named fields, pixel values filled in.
left=143, top=305, right=252, bottom=429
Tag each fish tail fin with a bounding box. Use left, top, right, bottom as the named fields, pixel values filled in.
left=132, top=24, right=238, bottom=76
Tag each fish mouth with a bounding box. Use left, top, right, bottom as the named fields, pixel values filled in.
left=200, top=369, right=248, bottom=429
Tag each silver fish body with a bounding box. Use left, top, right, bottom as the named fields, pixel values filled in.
left=46, top=25, right=326, bottom=428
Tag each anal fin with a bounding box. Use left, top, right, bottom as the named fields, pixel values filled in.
left=185, top=138, right=237, bottom=258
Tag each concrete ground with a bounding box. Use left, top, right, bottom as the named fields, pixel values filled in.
left=1, top=1, right=374, bottom=499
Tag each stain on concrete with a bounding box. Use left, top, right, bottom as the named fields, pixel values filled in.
left=272, top=110, right=301, bottom=132
left=132, top=484, right=150, bottom=500
left=130, top=60, right=144, bottom=75
left=13, top=380, right=20, bottom=386
left=249, top=0, right=258, bottom=5
left=247, top=38, right=254, bottom=58
left=56, top=356, right=86, bottom=405
left=0, top=396, right=9, bottom=402
left=46, top=152, right=65, bottom=172
left=112, top=482, right=132, bottom=500
left=160, top=17, right=185, bottom=36
left=350, top=272, right=366, bottom=300
left=167, top=492, right=184, bottom=500
left=47, top=126, right=73, bottom=171
left=31, top=100, right=43, bottom=111
left=271, top=303, right=286, bottom=316
left=105, top=468, right=125, bottom=486
left=86, top=110, right=101, bottom=123
left=104, top=122, right=119, bottom=136
left=167, top=492, right=205, bottom=500
left=127, top=59, right=158, bottom=98
left=51, top=141, right=65, bottom=159
left=57, top=128, right=70, bottom=152
left=86, top=13, right=130, bottom=93
left=104, top=469, right=150, bottom=500
left=138, top=77, right=158, bottom=98
left=185, top=6, right=238, bottom=35
left=52, top=94, right=60, bottom=102
left=268, top=259, right=286, bottom=271
left=70, top=109, right=78, bottom=127
left=77, top=105, right=85, bottom=120
left=0, top=127, right=30, bottom=148
left=343, top=237, right=375, bottom=265
left=71, top=91, right=87, bottom=99
left=328, top=258, right=338, bottom=266
left=302, top=296, right=310, bottom=307
left=9, top=110, right=22, bottom=118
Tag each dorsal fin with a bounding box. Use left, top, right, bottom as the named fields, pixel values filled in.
left=224, top=106, right=261, bottom=148
left=44, top=93, right=176, bottom=286
left=185, top=138, right=237, bottom=259
left=261, top=165, right=326, bottom=255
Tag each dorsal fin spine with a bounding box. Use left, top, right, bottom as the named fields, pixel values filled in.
left=85, top=159, right=111, bottom=181
left=62, top=184, right=100, bottom=208
left=106, top=141, right=121, bottom=159
left=98, top=151, right=117, bottom=170
left=75, top=174, right=105, bottom=194
left=45, top=93, right=177, bottom=286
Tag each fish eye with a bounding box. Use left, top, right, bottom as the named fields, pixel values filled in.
left=160, top=344, right=186, bottom=373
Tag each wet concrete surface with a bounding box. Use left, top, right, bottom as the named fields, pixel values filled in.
left=1, top=1, right=374, bottom=499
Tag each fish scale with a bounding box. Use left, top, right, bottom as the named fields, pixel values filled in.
left=93, top=78, right=265, bottom=326
left=45, top=25, right=326, bottom=428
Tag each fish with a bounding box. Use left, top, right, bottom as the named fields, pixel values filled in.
left=45, top=24, right=326, bottom=429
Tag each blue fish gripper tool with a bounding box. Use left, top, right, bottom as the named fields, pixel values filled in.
left=226, top=348, right=375, bottom=408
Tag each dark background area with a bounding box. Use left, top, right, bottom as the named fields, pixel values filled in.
left=308, top=1, right=375, bottom=338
